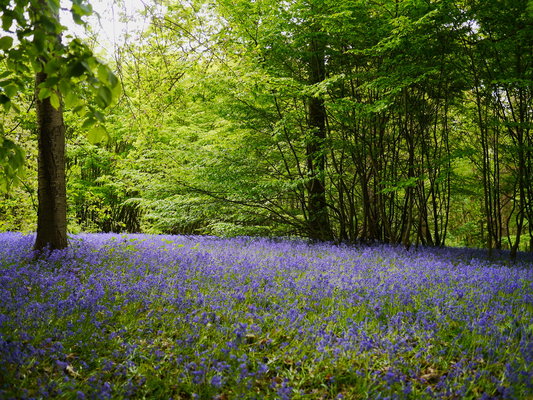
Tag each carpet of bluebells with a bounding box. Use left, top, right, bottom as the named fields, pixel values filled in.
left=0, top=233, right=532, bottom=399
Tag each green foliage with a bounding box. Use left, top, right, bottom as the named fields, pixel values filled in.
left=66, top=131, right=143, bottom=233
left=0, top=0, right=531, bottom=251
left=0, top=136, right=24, bottom=192
left=0, top=0, right=122, bottom=192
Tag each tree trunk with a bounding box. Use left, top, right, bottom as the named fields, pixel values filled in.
left=33, top=71, right=68, bottom=251
left=306, top=33, right=332, bottom=241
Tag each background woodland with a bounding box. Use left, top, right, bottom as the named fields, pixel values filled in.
left=1, top=0, right=532, bottom=254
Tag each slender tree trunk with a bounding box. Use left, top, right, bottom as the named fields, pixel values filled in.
left=399, top=89, right=415, bottom=249
left=441, top=95, right=452, bottom=246
left=510, top=129, right=526, bottom=260
left=33, top=72, right=68, bottom=251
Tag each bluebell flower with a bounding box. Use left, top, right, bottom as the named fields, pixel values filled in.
left=210, top=374, right=223, bottom=387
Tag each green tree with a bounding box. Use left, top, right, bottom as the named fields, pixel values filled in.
left=459, top=0, right=532, bottom=255
left=0, top=0, right=120, bottom=250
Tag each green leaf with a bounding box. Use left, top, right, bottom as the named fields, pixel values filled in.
left=2, top=14, right=13, bottom=31
left=42, top=76, right=60, bottom=88
left=68, top=61, right=88, bottom=77
left=108, top=71, right=119, bottom=88
left=0, top=137, right=25, bottom=193
left=97, top=65, right=120, bottom=101
left=64, top=90, right=80, bottom=108
left=49, top=92, right=60, bottom=109
left=72, top=1, right=93, bottom=16
left=3, top=85, right=17, bottom=98
left=44, top=59, right=61, bottom=75
left=59, top=79, right=71, bottom=95
left=47, top=0, right=61, bottom=14
left=93, top=110, right=105, bottom=123
left=97, top=64, right=109, bottom=84
left=38, top=87, right=52, bottom=100
left=0, top=36, right=13, bottom=51
left=71, top=12, right=83, bottom=25
left=96, top=86, right=112, bottom=108
left=111, top=82, right=122, bottom=103
left=73, top=105, right=87, bottom=115
left=80, top=2, right=93, bottom=15
left=87, top=124, right=108, bottom=144
left=71, top=0, right=93, bottom=25
left=33, top=35, right=45, bottom=53
left=82, top=117, right=97, bottom=129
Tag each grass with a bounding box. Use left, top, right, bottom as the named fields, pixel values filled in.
left=0, top=232, right=532, bottom=399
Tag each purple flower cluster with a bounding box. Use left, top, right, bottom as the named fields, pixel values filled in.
left=0, top=232, right=531, bottom=399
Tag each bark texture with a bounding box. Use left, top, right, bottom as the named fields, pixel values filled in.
left=306, top=33, right=332, bottom=241
left=33, top=71, right=67, bottom=251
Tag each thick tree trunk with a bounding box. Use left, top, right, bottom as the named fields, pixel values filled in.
left=307, top=97, right=331, bottom=241
left=33, top=71, right=68, bottom=251
left=306, top=34, right=332, bottom=241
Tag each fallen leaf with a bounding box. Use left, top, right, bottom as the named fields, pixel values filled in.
left=420, top=368, right=441, bottom=383
left=65, top=365, right=79, bottom=378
